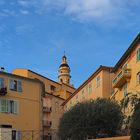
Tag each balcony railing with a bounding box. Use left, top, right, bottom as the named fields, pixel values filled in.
left=43, top=107, right=52, bottom=113
left=43, top=120, right=52, bottom=127
left=0, top=87, right=7, bottom=96
left=113, top=68, right=131, bottom=88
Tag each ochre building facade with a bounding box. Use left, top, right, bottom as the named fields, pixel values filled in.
left=0, top=71, right=43, bottom=140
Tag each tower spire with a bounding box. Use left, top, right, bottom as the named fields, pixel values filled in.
left=58, top=53, right=71, bottom=85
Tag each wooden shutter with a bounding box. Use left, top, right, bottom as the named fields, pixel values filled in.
left=17, top=81, right=22, bottom=92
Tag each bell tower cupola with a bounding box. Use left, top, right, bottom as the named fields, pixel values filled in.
left=58, top=53, right=71, bottom=85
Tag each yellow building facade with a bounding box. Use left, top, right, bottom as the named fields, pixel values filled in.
left=12, top=54, right=75, bottom=140
left=110, top=33, right=140, bottom=101
left=12, top=69, right=75, bottom=100
left=62, top=66, right=114, bottom=111
left=0, top=71, right=43, bottom=140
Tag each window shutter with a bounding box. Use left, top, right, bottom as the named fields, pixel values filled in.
left=7, top=100, right=11, bottom=113
left=1, top=99, right=6, bottom=112
left=14, top=101, right=19, bottom=114
left=14, top=101, right=17, bottom=114
left=6, top=100, right=9, bottom=113
left=0, top=78, right=4, bottom=89
left=16, top=131, right=22, bottom=140
left=17, top=81, right=22, bottom=92
left=139, top=48, right=140, bottom=61
left=136, top=48, right=140, bottom=62
left=0, top=99, right=1, bottom=112
left=9, top=79, right=14, bottom=90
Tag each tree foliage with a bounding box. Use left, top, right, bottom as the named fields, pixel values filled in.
left=130, top=102, right=140, bottom=140
left=120, top=92, right=140, bottom=134
left=58, top=98, right=123, bottom=140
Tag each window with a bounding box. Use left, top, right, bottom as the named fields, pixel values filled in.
left=65, top=105, right=67, bottom=111
left=96, top=76, right=100, bottom=87
left=76, top=95, right=78, bottom=104
left=10, top=80, right=22, bottom=92
left=50, top=85, right=56, bottom=91
left=124, top=83, right=127, bottom=97
left=12, top=130, right=22, bottom=140
left=70, top=100, right=72, bottom=107
left=123, top=64, right=127, bottom=70
left=0, top=99, right=19, bottom=114
left=137, top=72, right=140, bottom=85
left=88, top=84, right=92, bottom=94
left=60, top=79, right=63, bottom=83
left=136, top=48, right=140, bottom=62
left=81, top=90, right=85, bottom=99
left=0, top=78, right=5, bottom=89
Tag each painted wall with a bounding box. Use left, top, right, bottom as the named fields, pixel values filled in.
left=111, top=43, right=140, bottom=101
left=64, top=69, right=113, bottom=111
left=0, top=72, right=43, bottom=139
left=13, top=68, right=75, bottom=99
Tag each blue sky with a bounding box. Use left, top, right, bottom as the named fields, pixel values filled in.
left=0, top=0, right=140, bottom=87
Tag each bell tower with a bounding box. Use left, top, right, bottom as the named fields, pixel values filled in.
left=58, top=53, right=71, bottom=85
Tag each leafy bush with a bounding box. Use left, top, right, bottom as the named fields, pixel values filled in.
left=58, top=98, right=123, bottom=140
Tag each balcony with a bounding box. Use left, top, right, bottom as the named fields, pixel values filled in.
left=43, top=120, right=52, bottom=127
left=113, top=68, right=131, bottom=88
left=0, top=87, right=7, bottom=96
left=43, top=107, right=52, bottom=113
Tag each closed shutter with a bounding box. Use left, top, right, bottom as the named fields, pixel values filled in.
left=16, top=131, right=22, bottom=140
left=10, top=79, right=14, bottom=90
left=0, top=99, right=1, bottom=112
left=0, top=78, right=4, bottom=89
left=136, top=48, right=140, bottom=62
left=17, top=81, right=22, bottom=92
left=139, top=48, right=140, bottom=60
left=1, top=99, right=6, bottom=112
left=13, top=101, right=19, bottom=114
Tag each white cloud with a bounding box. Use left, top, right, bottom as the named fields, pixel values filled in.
left=1, top=0, right=139, bottom=24
left=38, top=0, right=139, bottom=23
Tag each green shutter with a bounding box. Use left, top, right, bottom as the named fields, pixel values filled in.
left=13, top=101, right=19, bottom=114
left=1, top=99, right=6, bottom=112
left=136, top=48, right=140, bottom=62
left=139, top=48, right=140, bottom=61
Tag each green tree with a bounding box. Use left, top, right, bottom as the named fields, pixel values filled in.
left=58, top=98, right=123, bottom=140
left=130, top=102, right=140, bottom=140
left=120, top=92, right=140, bottom=134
